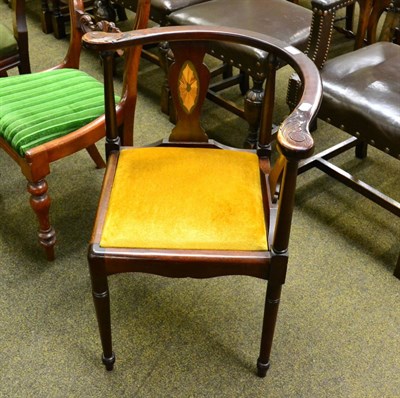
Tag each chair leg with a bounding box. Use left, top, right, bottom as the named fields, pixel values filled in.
left=40, top=0, right=53, bottom=34
left=114, top=4, right=127, bottom=21
left=86, top=145, right=106, bottom=168
left=244, top=78, right=264, bottom=148
left=355, top=141, right=368, bottom=159
left=27, top=179, right=56, bottom=261
left=394, top=254, right=400, bottom=279
left=239, top=70, right=250, bottom=96
left=50, top=0, right=66, bottom=40
left=89, top=260, right=115, bottom=370
left=257, top=282, right=282, bottom=377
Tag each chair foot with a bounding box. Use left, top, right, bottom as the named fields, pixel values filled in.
left=102, top=352, right=115, bottom=371
left=256, top=358, right=270, bottom=378
left=28, top=179, right=56, bottom=261
left=39, top=227, right=56, bottom=261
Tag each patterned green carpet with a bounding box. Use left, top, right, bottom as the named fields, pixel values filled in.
left=0, top=2, right=399, bottom=397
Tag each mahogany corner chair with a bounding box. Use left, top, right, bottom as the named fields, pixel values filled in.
left=0, top=0, right=31, bottom=76
left=83, top=25, right=322, bottom=375
left=0, top=0, right=151, bottom=260
left=288, top=0, right=400, bottom=278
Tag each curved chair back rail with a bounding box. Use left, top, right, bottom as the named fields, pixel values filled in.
left=83, top=26, right=322, bottom=151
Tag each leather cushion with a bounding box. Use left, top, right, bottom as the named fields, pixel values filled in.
left=0, top=23, right=18, bottom=58
left=168, top=0, right=311, bottom=77
left=320, top=42, right=400, bottom=157
left=0, top=68, right=118, bottom=156
left=124, top=0, right=212, bottom=25
left=100, top=147, right=268, bottom=251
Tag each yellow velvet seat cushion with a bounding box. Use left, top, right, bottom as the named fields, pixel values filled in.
left=100, top=147, right=268, bottom=251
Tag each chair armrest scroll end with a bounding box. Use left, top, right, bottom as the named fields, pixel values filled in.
left=277, top=109, right=315, bottom=161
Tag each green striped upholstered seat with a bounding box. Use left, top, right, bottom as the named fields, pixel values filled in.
left=0, top=68, right=118, bottom=156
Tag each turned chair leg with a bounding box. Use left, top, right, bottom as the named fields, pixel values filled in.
left=244, top=78, right=264, bottom=148
left=355, top=141, right=368, bottom=159
left=89, top=260, right=115, bottom=370
left=257, top=282, right=282, bottom=377
left=27, top=180, right=56, bottom=261
left=394, top=254, right=400, bottom=279
left=41, top=0, right=53, bottom=34
left=86, top=144, right=106, bottom=168
left=50, top=0, right=66, bottom=39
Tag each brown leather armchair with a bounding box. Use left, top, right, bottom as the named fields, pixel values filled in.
left=292, top=0, right=400, bottom=278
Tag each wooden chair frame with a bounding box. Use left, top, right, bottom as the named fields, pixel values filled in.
left=83, top=25, right=322, bottom=376
left=0, top=0, right=30, bottom=76
left=0, top=0, right=150, bottom=260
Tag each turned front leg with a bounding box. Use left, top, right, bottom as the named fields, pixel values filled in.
left=257, top=282, right=282, bottom=377
left=27, top=180, right=56, bottom=261
left=89, top=257, right=115, bottom=371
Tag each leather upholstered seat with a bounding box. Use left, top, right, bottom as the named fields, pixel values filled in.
left=320, top=42, right=400, bottom=158
left=291, top=0, right=400, bottom=278
left=168, top=0, right=311, bottom=78
left=125, top=0, right=212, bottom=26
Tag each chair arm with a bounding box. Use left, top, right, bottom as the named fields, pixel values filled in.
left=277, top=108, right=315, bottom=161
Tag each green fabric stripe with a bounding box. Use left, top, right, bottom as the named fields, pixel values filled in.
left=0, top=69, right=120, bottom=156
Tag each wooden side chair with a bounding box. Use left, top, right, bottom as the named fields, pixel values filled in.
left=0, top=0, right=30, bottom=76
left=0, top=0, right=150, bottom=260
left=290, top=0, right=400, bottom=278
left=83, top=25, right=322, bottom=375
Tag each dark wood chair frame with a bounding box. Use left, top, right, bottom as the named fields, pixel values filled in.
left=83, top=25, right=322, bottom=376
left=0, top=0, right=151, bottom=260
left=288, top=0, right=400, bottom=278
left=0, top=0, right=31, bottom=76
